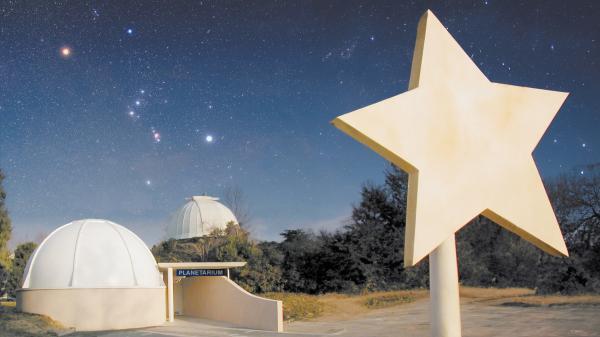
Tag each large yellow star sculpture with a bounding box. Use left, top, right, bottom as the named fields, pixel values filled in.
left=332, top=10, right=569, bottom=267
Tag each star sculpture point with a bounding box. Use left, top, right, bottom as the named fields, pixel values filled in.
left=332, top=10, right=569, bottom=267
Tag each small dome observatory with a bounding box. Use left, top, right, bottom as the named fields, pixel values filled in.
left=17, top=219, right=166, bottom=331
left=167, top=196, right=238, bottom=239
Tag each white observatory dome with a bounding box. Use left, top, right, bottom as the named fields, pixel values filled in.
left=167, top=196, right=238, bottom=239
left=22, top=219, right=163, bottom=289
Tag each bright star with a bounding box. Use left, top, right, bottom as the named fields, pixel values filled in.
left=582, top=143, right=586, bottom=148
left=135, top=100, right=141, bottom=106
left=128, top=111, right=135, bottom=117
left=206, top=135, right=214, bottom=143
left=60, top=46, right=72, bottom=58
left=127, top=28, right=133, bottom=35
left=151, top=127, right=161, bottom=143
left=145, top=180, right=151, bottom=186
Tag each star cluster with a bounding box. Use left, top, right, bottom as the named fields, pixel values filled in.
left=0, top=1, right=598, bottom=245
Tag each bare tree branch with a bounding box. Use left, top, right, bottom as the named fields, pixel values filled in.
left=222, top=185, right=252, bottom=227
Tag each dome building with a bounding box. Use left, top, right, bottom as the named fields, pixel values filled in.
left=17, top=219, right=166, bottom=331
left=167, top=196, right=238, bottom=239
left=17, top=216, right=282, bottom=332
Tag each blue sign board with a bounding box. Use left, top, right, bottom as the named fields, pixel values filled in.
left=176, top=268, right=227, bottom=277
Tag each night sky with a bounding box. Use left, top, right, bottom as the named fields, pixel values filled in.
left=1, top=1, right=598, bottom=246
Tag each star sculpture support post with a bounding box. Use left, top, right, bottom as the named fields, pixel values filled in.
left=332, top=10, right=569, bottom=337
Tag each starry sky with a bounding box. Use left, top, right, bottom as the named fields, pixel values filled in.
left=1, top=1, right=598, bottom=246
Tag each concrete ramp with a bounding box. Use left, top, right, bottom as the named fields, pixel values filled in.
left=180, top=276, right=283, bottom=332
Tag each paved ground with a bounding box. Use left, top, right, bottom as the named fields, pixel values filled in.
left=287, top=299, right=600, bottom=337
left=70, top=317, right=319, bottom=337
left=71, top=299, right=600, bottom=337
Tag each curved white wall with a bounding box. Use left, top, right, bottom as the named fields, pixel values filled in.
left=181, top=276, right=283, bottom=332
left=17, top=287, right=165, bottom=331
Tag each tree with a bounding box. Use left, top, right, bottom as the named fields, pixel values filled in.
left=279, top=229, right=322, bottom=293
left=343, top=166, right=428, bottom=290
left=223, top=185, right=252, bottom=227
left=276, top=166, right=429, bottom=294
left=0, top=169, right=12, bottom=295
left=456, top=216, right=541, bottom=287
left=536, top=164, right=600, bottom=294
left=0, top=170, right=12, bottom=267
left=152, top=222, right=283, bottom=293
left=6, top=242, right=37, bottom=296
left=312, top=230, right=366, bottom=293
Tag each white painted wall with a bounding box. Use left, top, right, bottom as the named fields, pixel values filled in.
left=17, top=287, right=166, bottom=331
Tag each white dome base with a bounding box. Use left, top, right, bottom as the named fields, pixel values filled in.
left=17, top=287, right=165, bottom=331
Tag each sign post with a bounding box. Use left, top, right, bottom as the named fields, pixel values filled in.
left=429, top=236, right=461, bottom=337
left=332, top=10, right=569, bottom=337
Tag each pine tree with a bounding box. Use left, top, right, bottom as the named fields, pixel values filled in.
left=344, top=165, right=428, bottom=290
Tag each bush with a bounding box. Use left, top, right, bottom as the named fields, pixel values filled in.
left=152, top=223, right=283, bottom=293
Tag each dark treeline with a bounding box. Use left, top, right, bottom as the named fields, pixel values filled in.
left=2, top=164, right=598, bottom=298
left=153, top=164, right=600, bottom=295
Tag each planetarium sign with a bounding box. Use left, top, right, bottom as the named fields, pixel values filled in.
left=176, top=268, right=227, bottom=277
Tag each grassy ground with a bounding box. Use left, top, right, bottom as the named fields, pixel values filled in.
left=265, top=289, right=428, bottom=321
left=266, top=287, right=600, bottom=322
left=458, top=286, right=600, bottom=306
left=0, top=302, right=67, bottom=337
left=263, top=292, right=325, bottom=321
left=363, top=293, right=415, bottom=309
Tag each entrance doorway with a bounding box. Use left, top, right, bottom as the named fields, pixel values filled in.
left=157, top=261, right=283, bottom=332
